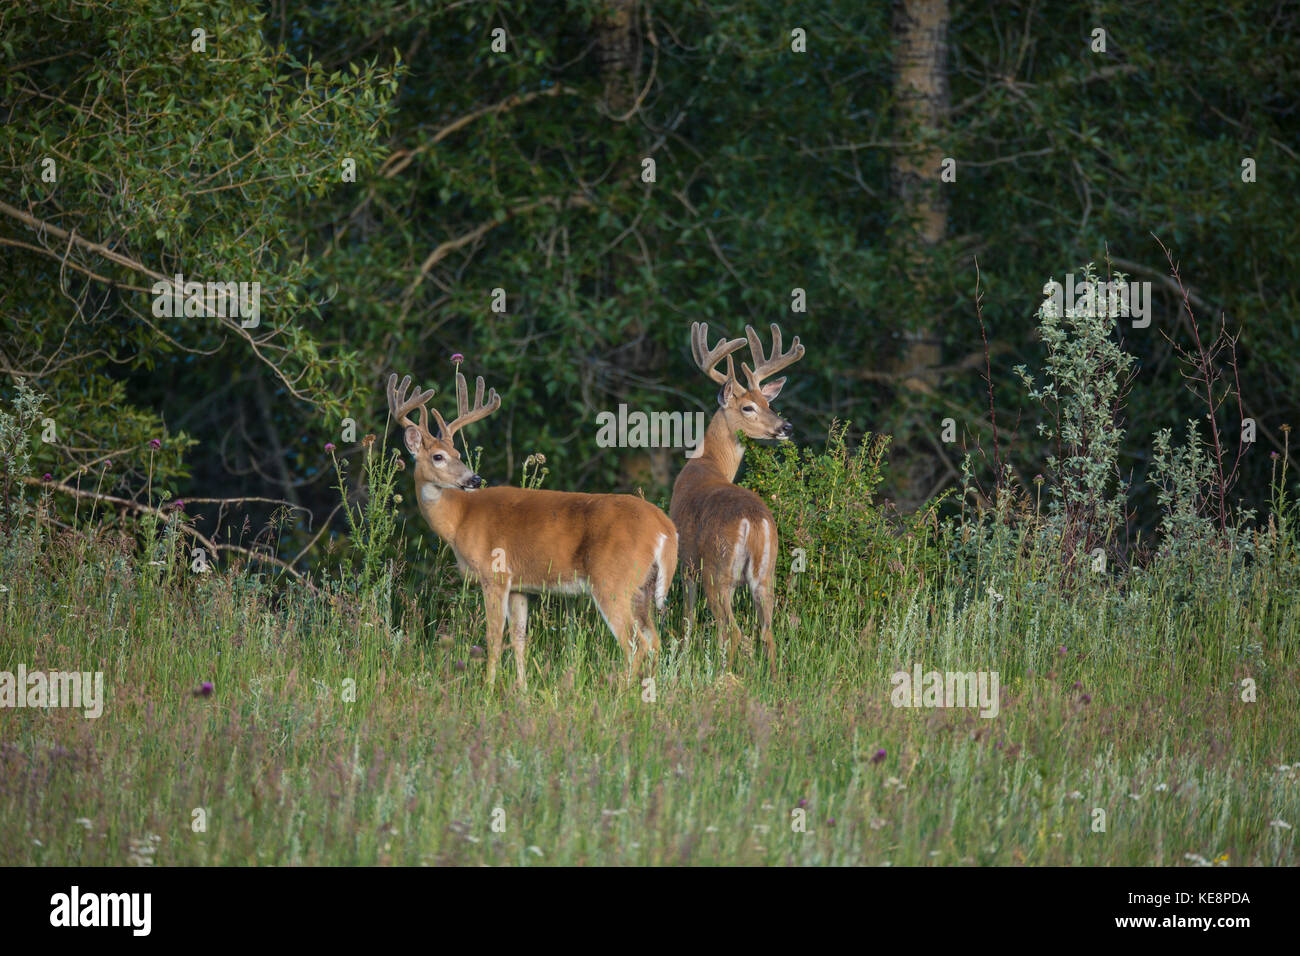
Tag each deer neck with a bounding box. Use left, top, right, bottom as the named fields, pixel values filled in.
left=416, top=481, right=468, bottom=543
left=688, top=409, right=745, bottom=483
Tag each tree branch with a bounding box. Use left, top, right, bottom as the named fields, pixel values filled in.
left=401, top=193, right=593, bottom=305
left=380, top=85, right=579, bottom=179
left=21, top=476, right=316, bottom=589
left=0, top=200, right=316, bottom=403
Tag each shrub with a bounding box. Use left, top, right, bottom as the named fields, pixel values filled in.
left=1013, top=263, right=1137, bottom=572
left=744, top=422, right=942, bottom=616
left=0, top=379, right=46, bottom=529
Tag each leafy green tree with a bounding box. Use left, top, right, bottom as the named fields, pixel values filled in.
left=2, top=0, right=1296, bottom=580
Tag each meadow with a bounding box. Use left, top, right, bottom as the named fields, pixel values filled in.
left=1, top=462, right=1296, bottom=866
left=4, top=0, right=1298, bottom=874
left=3, top=271, right=1297, bottom=867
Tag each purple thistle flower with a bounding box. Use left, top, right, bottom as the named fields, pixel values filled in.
left=451, top=353, right=464, bottom=363
left=1080, top=693, right=1091, bottom=704
left=797, top=798, right=807, bottom=808
left=1058, top=645, right=1067, bottom=656
left=871, top=748, right=887, bottom=764
left=43, top=473, right=52, bottom=481
left=1271, top=451, right=1280, bottom=460
left=325, top=442, right=336, bottom=453
left=104, top=459, right=112, bottom=468
left=149, top=438, right=162, bottom=449
left=174, top=500, right=185, bottom=512
left=192, top=681, right=214, bottom=698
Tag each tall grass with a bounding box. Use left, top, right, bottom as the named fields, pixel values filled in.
left=1, top=498, right=1295, bottom=865
left=1, top=265, right=1295, bottom=866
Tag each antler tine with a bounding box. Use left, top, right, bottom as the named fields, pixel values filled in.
left=742, top=322, right=805, bottom=386
left=444, top=372, right=501, bottom=440
left=690, top=321, right=747, bottom=385
left=387, top=372, right=437, bottom=430
left=429, top=405, right=450, bottom=438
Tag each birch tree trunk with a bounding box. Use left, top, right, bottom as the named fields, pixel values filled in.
left=889, top=0, right=950, bottom=507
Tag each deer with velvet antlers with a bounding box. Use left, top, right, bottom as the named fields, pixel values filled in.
left=387, top=370, right=677, bottom=688
left=669, top=322, right=804, bottom=676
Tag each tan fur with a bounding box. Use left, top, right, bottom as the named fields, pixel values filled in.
left=422, top=485, right=677, bottom=686
left=389, top=372, right=677, bottom=688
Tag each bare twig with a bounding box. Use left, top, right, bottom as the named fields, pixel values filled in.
left=973, top=256, right=1003, bottom=477
left=20, top=476, right=316, bottom=590
left=402, top=193, right=593, bottom=305
left=1152, top=234, right=1247, bottom=532
left=380, top=85, right=579, bottom=179
left=0, top=200, right=317, bottom=403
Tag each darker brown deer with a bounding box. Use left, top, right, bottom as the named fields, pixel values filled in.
left=669, top=322, right=804, bottom=675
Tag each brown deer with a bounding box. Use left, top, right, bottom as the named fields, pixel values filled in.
left=387, top=370, right=677, bottom=688
left=669, top=323, right=804, bottom=675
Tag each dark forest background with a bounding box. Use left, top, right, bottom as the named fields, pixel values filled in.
left=3, top=0, right=1297, bottom=576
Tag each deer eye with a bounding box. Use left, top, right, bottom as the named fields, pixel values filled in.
left=741, top=405, right=756, bottom=414
left=432, top=453, right=445, bottom=462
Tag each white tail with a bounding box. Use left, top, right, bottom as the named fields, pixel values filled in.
left=669, top=322, right=803, bottom=675
left=388, top=371, right=677, bottom=687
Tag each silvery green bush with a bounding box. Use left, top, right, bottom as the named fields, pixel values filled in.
left=0, top=380, right=45, bottom=527
left=1014, top=263, right=1136, bottom=571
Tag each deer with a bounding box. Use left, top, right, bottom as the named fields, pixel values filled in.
left=669, top=322, right=804, bottom=676
left=387, top=369, right=677, bottom=689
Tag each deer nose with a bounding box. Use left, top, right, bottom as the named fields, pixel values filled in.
left=467, top=474, right=484, bottom=489
left=776, top=420, right=794, bottom=439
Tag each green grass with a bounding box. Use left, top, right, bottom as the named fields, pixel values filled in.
left=1, top=520, right=1297, bottom=866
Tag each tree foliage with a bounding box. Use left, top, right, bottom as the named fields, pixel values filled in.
left=2, top=0, right=1295, bottom=574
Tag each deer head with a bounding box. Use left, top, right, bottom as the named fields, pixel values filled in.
left=387, top=370, right=501, bottom=491
left=691, top=321, right=804, bottom=441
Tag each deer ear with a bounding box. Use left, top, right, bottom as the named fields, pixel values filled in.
left=403, top=426, right=423, bottom=455
left=717, top=379, right=738, bottom=407
left=759, top=377, right=786, bottom=401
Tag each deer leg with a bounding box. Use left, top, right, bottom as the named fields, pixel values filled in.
left=508, top=592, right=529, bottom=689
left=751, top=579, right=776, bottom=678
left=594, top=585, right=638, bottom=682
left=482, top=585, right=507, bottom=686
left=704, top=577, right=741, bottom=670
left=728, top=536, right=755, bottom=661
left=631, top=584, right=660, bottom=664
left=682, top=572, right=698, bottom=646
